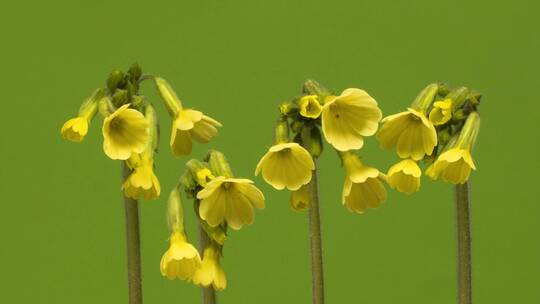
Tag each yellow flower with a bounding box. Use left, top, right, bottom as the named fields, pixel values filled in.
left=377, top=108, right=437, bottom=160
left=429, top=99, right=453, bottom=126
left=122, top=154, right=161, bottom=200
left=61, top=117, right=88, bottom=142
left=102, top=104, right=149, bottom=160
left=160, top=231, right=201, bottom=281
left=387, top=159, right=421, bottom=194
left=290, top=184, right=310, bottom=211
left=192, top=245, right=227, bottom=291
left=170, top=109, right=222, bottom=156
left=426, top=148, right=476, bottom=184
left=255, top=142, right=314, bottom=190
left=197, top=177, right=265, bottom=230
left=341, top=153, right=386, bottom=213
left=321, top=88, right=382, bottom=151
left=298, top=95, right=322, bottom=118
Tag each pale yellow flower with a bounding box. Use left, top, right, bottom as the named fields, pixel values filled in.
left=170, top=109, right=222, bottom=156
left=102, top=104, right=149, bottom=160
left=192, top=245, right=227, bottom=291
left=61, top=117, right=88, bottom=142
left=160, top=232, right=201, bottom=281
left=321, top=88, right=382, bottom=151
left=377, top=108, right=437, bottom=160
left=298, top=95, right=322, bottom=118
left=387, top=159, right=421, bottom=194
left=255, top=142, right=314, bottom=190
left=290, top=184, right=310, bottom=211
left=429, top=99, right=453, bottom=126
left=341, top=154, right=386, bottom=213
left=197, top=177, right=265, bottom=230
left=122, top=154, right=161, bottom=200
left=426, top=148, right=476, bottom=184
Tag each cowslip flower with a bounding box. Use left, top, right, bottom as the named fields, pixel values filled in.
left=387, top=159, right=421, bottom=194
left=298, top=95, right=322, bottom=119
left=61, top=117, right=89, bottom=143
left=290, top=184, right=310, bottom=211
left=255, top=142, right=314, bottom=190
left=197, top=176, right=265, bottom=230
left=377, top=108, right=437, bottom=160
left=341, top=152, right=386, bottom=213
left=170, top=109, right=222, bottom=156
left=321, top=88, right=382, bottom=151
left=61, top=90, right=102, bottom=142
left=122, top=153, right=161, bottom=200
left=160, top=231, right=202, bottom=281
left=426, top=112, right=480, bottom=184
left=102, top=104, right=149, bottom=160
left=429, top=99, right=453, bottom=126
left=192, top=245, right=227, bottom=291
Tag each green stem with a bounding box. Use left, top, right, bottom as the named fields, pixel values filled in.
left=198, top=221, right=217, bottom=304
left=122, top=163, right=143, bottom=304
left=307, top=165, right=325, bottom=304
left=455, top=182, right=472, bottom=304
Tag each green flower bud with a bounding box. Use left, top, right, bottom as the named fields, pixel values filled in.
left=107, top=69, right=124, bottom=92
left=411, top=83, right=439, bottom=112
left=128, top=63, right=142, bottom=83
left=302, top=79, right=331, bottom=99
left=111, top=89, right=128, bottom=107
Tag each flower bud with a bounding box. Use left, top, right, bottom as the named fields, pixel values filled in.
left=186, top=159, right=215, bottom=186
left=278, top=101, right=297, bottom=116
left=154, top=77, right=182, bottom=116
left=302, top=79, right=331, bottom=99
left=207, top=150, right=233, bottom=178
left=298, top=95, right=322, bottom=119
left=107, top=69, right=125, bottom=92
left=128, top=63, right=142, bottom=83
left=411, top=83, right=439, bottom=112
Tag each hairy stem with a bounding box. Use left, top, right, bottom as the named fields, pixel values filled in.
left=122, top=163, right=143, bottom=304
left=308, top=165, right=325, bottom=304
left=455, top=182, right=472, bottom=304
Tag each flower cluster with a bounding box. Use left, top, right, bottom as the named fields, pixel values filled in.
left=60, top=64, right=221, bottom=200
left=256, top=79, right=387, bottom=214
left=160, top=150, right=265, bottom=290
left=377, top=83, right=481, bottom=189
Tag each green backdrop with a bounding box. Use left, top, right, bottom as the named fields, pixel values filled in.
left=1, top=0, right=538, bottom=303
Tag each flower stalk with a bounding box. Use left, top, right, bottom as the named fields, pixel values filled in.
left=198, top=219, right=217, bottom=304
left=122, top=163, right=143, bottom=304
left=455, top=182, right=472, bottom=304
left=301, top=126, right=325, bottom=304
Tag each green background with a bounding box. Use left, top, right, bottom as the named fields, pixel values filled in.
left=1, top=0, right=538, bottom=303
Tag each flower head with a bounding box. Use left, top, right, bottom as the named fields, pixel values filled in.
left=61, top=117, right=89, bottom=142
left=170, top=109, right=222, bottom=156
left=102, top=104, right=149, bottom=160
left=321, top=88, right=382, bottom=151
left=341, top=153, right=386, bottom=213
left=160, top=232, right=201, bottom=281
left=197, top=177, right=265, bottom=230
left=387, top=159, right=421, bottom=194
left=192, top=245, right=227, bottom=291
left=426, top=148, right=476, bottom=184
left=122, top=154, right=161, bottom=200
left=429, top=99, right=453, bottom=126
left=255, top=142, right=314, bottom=190
left=298, top=95, right=322, bottom=119
left=377, top=108, right=437, bottom=160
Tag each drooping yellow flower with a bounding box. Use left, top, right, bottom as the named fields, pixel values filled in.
left=255, top=142, right=314, bottom=190
left=102, top=104, right=149, bottom=160
left=290, top=184, right=310, bottom=211
left=122, top=154, right=161, bottom=200
left=341, top=153, right=386, bottom=213
left=387, top=159, right=421, bottom=194
left=192, top=245, right=227, bottom=291
left=321, top=88, right=382, bottom=151
left=160, top=231, right=202, bottom=281
left=61, top=117, right=89, bottom=142
left=170, top=109, right=222, bottom=156
left=298, top=95, right=322, bottom=119
left=377, top=108, right=437, bottom=160
left=197, top=177, right=265, bottom=230
left=426, top=148, right=476, bottom=184
left=429, top=99, right=453, bottom=126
